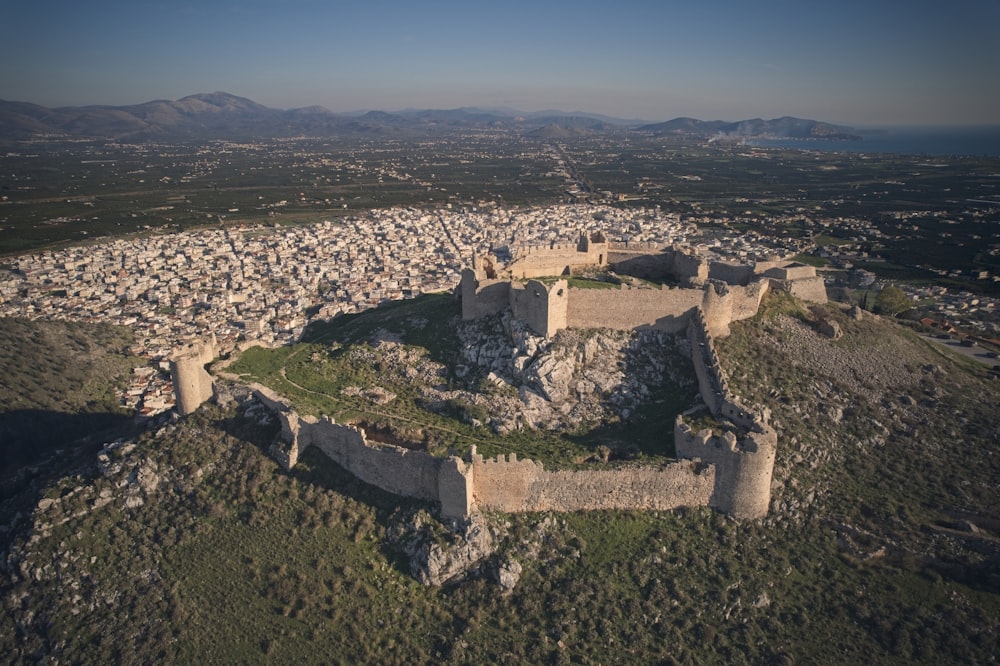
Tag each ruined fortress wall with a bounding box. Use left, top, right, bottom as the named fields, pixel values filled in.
left=566, top=286, right=703, bottom=333
left=709, top=261, right=755, bottom=286
left=306, top=419, right=443, bottom=503
left=469, top=453, right=544, bottom=511
left=470, top=452, right=715, bottom=513
left=672, top=250, right=709, bottom=283
left=508, top=242, right=605, bottom=279
left=461, top=269, right=510, bottom=320
left=251, top=385, right=770, bottom=519
left=533, top=463, right=715, bottom=512
left=726, top=281, right=771, bottom=324
left=509, top=279, right=568, bottom=337
left=607, top=249, right=675, bottom=280
left=771, top=276, right=828, bottom=304
left=689, top=310, right=728, bottom=415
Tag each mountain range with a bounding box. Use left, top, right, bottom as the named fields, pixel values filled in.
left=0, top=91, right=861, bottom=142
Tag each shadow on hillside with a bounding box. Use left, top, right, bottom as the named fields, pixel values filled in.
left=0, top=409, right=139, bottom=480
left=0, top=409, right=146, bottom=549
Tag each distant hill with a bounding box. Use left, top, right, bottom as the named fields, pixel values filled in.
left=638, top=115, right=861, bottom=141
left=0, top=92, right=860, bottom=142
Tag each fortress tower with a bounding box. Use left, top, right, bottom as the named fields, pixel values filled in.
left=169, top=337, right=217, bottom=415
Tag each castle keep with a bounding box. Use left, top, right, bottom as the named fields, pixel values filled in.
left=461, top=232, right=827, bottom=338
left=174, top=231, right=827, bottom=521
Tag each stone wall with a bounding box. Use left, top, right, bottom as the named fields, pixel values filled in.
left=709, top=261, right=755, bottom=286
left=471, top=450, right=715, bottom=513
left=306, top=418, right=449, bottom=505
left=606, top=247, right=675, bottom=280
left=460, top=269, right=510, bottom=320
left=681, top=311, right=777, bottom=519
left=505, top=234, right=608, bottom=279
left=248, top=388, right=750, bottom=520
left=770, top=276, right=829, bottom=304
left=566, top=285, right=703, bottom=333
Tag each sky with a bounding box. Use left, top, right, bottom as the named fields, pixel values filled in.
left=2, top=0, right=999, bottom=126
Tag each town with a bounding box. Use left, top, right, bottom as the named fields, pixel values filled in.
left=2, top=200, right=998, bottom=418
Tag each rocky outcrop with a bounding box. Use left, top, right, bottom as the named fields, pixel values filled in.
left=455, top=311, right=694, bottom=432
left=389, top=512, right=498, bottom=586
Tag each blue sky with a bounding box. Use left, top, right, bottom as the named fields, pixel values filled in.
left=2, top=0, right=998, bottom=126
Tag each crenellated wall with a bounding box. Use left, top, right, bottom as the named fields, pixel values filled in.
left=461, top=240, right=816, bottom=341
left=681, top=309, right=777, bottom=519
left=504, top=232, right=609, bottom=279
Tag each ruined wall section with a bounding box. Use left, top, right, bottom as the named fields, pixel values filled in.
left=683, top=311, right=777, bottom=518
left=460, top=268, right=510, bottom=320
left=253, top=384, right=303, bottom=469
left=509, top=279, right=568, bottom=337
left=307, top=418, right=446, bottom=505
left=764, top=264, right=828, bottom=304
left=566, top=285, right=702, bottom=333
left=170, top=338, right=217, bottom=416
left=507, top=235, right=608, bottom=279
left=709, top=261, right=755, bottom=286
left=674, top=418, right=776, bottom=519
left=770, top=276, right=829, bottom=304
left=470, top=450, right=715, bottom=513
left=606, top=245, right=675, bottom=280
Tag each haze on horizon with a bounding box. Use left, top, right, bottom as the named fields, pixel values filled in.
left=2, top=0, right=998, bottom=127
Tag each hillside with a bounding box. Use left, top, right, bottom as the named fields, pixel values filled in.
left=1, top=296, right=998, bottom=663
left=0, top=318, right=137, bottom=480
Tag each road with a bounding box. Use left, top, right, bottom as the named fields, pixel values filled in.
left=924, top=336, right=999, bottom=368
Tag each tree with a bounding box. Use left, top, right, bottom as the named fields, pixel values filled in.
left=874, top=285, right=912, bottom=317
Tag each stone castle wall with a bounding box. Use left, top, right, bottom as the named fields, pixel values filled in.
left=471, top=451, right=715, bottom=513
left=680, top=311, right=777, bottom=519
left=505, top=234, right=608, bottom=279
left=181, top=235, right=817, bottom=522
left=461, top=240, right=820, bottom=341
left=566, top=286, right=703, bottom=333
left=250, top=387, right=736, bottom=519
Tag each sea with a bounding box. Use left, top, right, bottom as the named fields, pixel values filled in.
left=748, top=126, right=1000, bottom=158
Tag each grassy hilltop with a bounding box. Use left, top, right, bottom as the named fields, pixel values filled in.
left=1, top=294, right=999, bottom=664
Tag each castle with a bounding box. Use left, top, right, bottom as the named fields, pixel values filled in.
left=174, top=231, right=828, bottom=521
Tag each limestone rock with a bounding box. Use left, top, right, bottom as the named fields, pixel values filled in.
left=818, top=318, right=842, bottom=339
left=389, top=511, right=498, bottom=586
left=456, top=310, right=694, bottom=433
left=494, top=556, right=522, bottom=593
